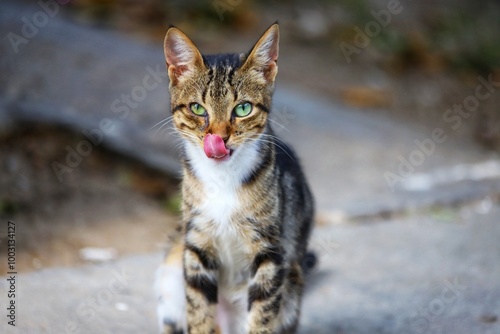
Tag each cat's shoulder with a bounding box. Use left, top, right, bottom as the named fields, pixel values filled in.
left=274, top=139, right=303, bottom=174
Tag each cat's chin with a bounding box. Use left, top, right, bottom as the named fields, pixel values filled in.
left=209, top=149, right=233, bottom=162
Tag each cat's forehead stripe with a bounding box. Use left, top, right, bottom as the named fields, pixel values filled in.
left=201, top=68, right=214, bottom=104
left=200, top=53, right=243, bottom=105
left=209, top=66, right=229, bottom=100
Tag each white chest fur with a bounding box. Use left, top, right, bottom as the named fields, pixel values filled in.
left=184, top=140, right=260, bottom=227
left=185, top=141, right=261, bottom=282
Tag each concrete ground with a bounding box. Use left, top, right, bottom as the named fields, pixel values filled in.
left=1, top=1, right=499, bottom=333
left=2, top=205, right=499, bottom=334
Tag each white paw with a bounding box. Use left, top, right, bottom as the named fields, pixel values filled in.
left=155, top=264, right=186, bottom=332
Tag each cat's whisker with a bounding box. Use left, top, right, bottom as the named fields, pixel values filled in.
left=155, top=123, right=176, bottom=136
left=253, top=136, right=296, bottom=162
left=160, top=125, right=180, bottom=139
left=148, top=116, right=174, bottom=132
left=173, top=141, right=186, bottom=152
left=153, top=118, right=176, bottom=137
left=259, top=132, right=288, bottom=143
left=267, top=118, right=290, bottom=133
left=259, top=133, right=295, bottom=149
left=174, top=130, right=201, bottom=144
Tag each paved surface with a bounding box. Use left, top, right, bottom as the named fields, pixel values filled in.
left=1, top=1, right=500, bottom=333
left=1, top=205, right=499, bottom=334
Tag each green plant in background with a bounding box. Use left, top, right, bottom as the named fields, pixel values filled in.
left=341, top=0, right=373, bottom=23
left=69, top=0, right=258, bottom=36
left=430, top=7, right=500, bottom=74
left=430, top=206, right=458, bottom=223
left=164, top=192, right=182, bottom=214
left=333, top=0, right=499, bottom=74
left=371, top=28, right=410, bottom=60
left=0, top=198, right=20, bottom=216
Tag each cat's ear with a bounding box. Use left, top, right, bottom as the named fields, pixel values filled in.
left=164, top=27, right=204, bottom=85
left=242, top=23, right=279, bottom=83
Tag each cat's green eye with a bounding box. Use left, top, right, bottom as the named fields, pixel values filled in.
left=190, top=103, right=207, bottom=116
left=233, top=102, right=253, bottom=117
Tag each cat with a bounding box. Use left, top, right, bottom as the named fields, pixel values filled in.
left=155, top=23, right=315, bottom=334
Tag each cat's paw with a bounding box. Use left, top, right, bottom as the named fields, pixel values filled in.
left=160, top=323, right=184, bottom=334
left=155, top=262, right=185, bottom=334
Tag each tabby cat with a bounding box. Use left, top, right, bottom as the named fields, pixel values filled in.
left=155, top=23, right=315, bottom=334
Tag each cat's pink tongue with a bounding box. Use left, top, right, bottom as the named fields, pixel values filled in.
left=204, top=134, right=230, bottom=159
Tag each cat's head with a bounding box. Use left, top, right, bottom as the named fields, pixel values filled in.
left=163, top=23, right=279, bottom=162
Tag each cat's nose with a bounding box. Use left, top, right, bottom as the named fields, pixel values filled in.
left=208, top=131, right=229, bottom=143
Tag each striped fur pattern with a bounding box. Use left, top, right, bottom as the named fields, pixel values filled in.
left=156, top=23, right=315, bottom=334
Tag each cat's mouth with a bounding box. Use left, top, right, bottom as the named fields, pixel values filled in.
left=203, top=134, right=232, bottom=161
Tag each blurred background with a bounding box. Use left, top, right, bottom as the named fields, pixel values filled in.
left=0, top=0, right=499, bottom=278
left=0, top=0, right=499, bottom=332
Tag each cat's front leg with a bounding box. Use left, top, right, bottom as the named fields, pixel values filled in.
left=184, top=235, right=219, bottom=334
left=246, top=245, right=286, bottom=334
left=156, top=239, right=185, bottom=334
